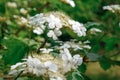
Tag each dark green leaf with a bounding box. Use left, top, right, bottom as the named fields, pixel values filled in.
left=99, top=56, right=111, bottom=70
left=2, top=38, right=29, bottom=65
left=78, top=63, right=87, bottom=73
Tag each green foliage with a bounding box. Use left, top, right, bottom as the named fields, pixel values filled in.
left=1, top=38, right=29, bottom=65
left=99, top=56, right=111, bottom=70
left=78, top=63, right=87, bottom=73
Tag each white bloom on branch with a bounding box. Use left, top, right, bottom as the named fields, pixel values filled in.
left=33, top=27, right=43, bottom=35
left=40, top=48, right=53, bottom=54
left=68, top=20, right=86, bottom=37
left=7, top=2, right=17, bottom=8
left=28, top=12, right=87, bottom=40
left=61, top=0, right=75, bottom=7
left=47, top=30, right=58, bottom=40
left=26, top=56, right=46, bottom=76
left=59, top=40, right=91, bottom=51
left=9, top=51, right=83, bottom=79
left=50, top=77, right=63, bottom=80
left=44, top=61, right=58, bottom=72
left=89, top=28, right=102, bottom=35
left=103, top=5, right=120, bottom=13
left=20, top=8, right=28, bottom=15
left=47, top=15, right=62, bottom=29
left=72, top=54, right=83, bottom=68
left=60, top=48, right=72, bottom=61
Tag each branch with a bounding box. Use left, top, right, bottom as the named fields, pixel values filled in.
left=14, top=71, right=23, bottom=80
left=15, top=26, right=25, bottom=36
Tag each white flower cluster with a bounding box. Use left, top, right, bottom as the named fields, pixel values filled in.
left=7, top=2, right=17, bottom=8
left=28, top=12, right=86, bottom=40
left=9, top=48, right=83, bottom=80
left=103, top=4, right=120, bottom=13
left=59, top=40, right=91, bottom=51
left=89, top=28, right=102, bottom=35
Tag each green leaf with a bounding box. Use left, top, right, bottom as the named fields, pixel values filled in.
left=81, top=73, right=91, bottom=80
left=65, top=27, right=80, bottom=40
left=99, top=56, right=111, bottom=70
left=66, top=71, right=83, bottom=80
left=72, top=71, right=83, bottom=80
left=102, top=37, right=117, bottom=51
left=2, top=38, right=29, bottom=65
left=78, top=63, right=87, bottom=73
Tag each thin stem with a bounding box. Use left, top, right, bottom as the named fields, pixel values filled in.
left=15, top=26, right=25, bottom=36
left=14, top=71, right=23, bottom=80
left=36, top=38, right=48, bottom=53
left=110, top=51, right=120, bottom=57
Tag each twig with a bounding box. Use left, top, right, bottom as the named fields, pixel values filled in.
left=36, top=38, right=48, bottom=53
left=110, top=51, right=120, bottom=57
left=15, top=26, right=25, bottom=36
left=14, top=71, right=23, bottom=80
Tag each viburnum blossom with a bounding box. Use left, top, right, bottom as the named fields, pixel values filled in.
left=89, top=28, right=102, bottom=35
left=103, top=4, right=120, bottom=13
left=7, top=2, right=17, bottom=8
left=9, top=11, right=96, bottom=80
left=9, top=48, right=83, bottom=80
left=28, top=12, right=87, bottom=40
left=59, top=40, right=91, bottom=51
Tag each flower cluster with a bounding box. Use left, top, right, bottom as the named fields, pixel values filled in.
left=103, top=4, right=120, bottom=13
left=28, top=12, right=86, bottom=40
left=9, top=48, right=82, bottom=80
left=9, top=11, right=89, bottom=80
left=58, top=40, right=91, bottom=51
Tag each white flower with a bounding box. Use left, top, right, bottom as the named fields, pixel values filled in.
left=40, top=48, right=53, bottom=54
left=83, top=45, right=91, bottom=49
left=72, top=54, right=83, bottom=67
left=61, top=0, right=75, bottom=7
left=69, top=20, right=86, bottom=37
left=68, top=0, right=75, bottom=7
left=54, top=28, right=62, bottom=36
left=60, top=48, right=72, bottom=61
left=89, top=28, right=102, bottom=34
left=9, top=62, right=26, bottom=75
left=47, top=30, right=58, bottom=40
left=103, top=5, right=120, bottom=13
left=19, top=17, right=28, bottom=25
left=60, top=43, right=71, bottom=49
left=20, top=8, right=28, bottom=15
left=44, top=61, right=58, bottom=72
left=33, top=27, right=43, bottom=35
left=50, top=77, right=63, bottom=80
left=7, top=2, right=17, bottom=8
left=28, top=13, right=46, bottom=27
left=47, top=15, right=62, bottom=29
left=26, top=56, right=46, bottom=76
left=11, top=62, right=25, bottom=70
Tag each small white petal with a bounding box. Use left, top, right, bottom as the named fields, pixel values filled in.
left=44, top=61, right=58, bottom=72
